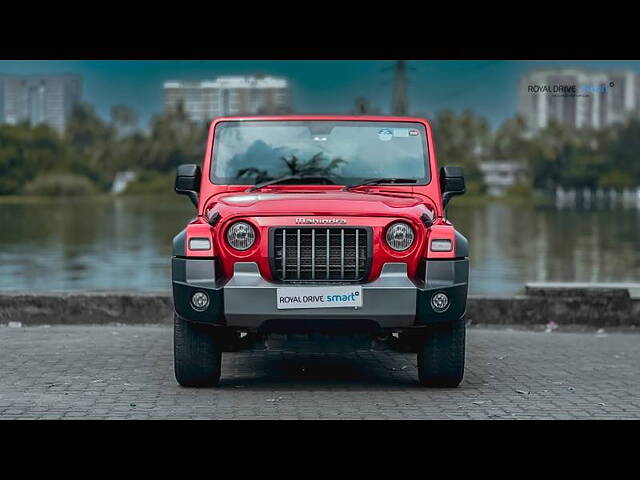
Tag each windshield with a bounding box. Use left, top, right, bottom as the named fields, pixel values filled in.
left=211, top=120, right=430, bottom=185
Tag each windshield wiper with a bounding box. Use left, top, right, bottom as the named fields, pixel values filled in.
left=247, top=175, right=336, bottom=192
left=343, top=178, right=417, bottom=191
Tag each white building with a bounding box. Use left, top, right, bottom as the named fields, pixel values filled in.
left=0, top=74, right=82, bottom=133
left=164, top=75, right=292, bottom=122
left=479, top=160, right=529, bottom=197
left=519, top=69, right=639, bottom=132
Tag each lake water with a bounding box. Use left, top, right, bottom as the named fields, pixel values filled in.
left=0, top=195, right=638, bottom=295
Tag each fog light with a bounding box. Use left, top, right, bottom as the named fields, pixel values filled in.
left=191, top=291, right=209, bottom=311
left=431, top=292, right=449, bottom=312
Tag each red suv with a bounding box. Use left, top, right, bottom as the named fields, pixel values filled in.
left=172, top=116, right=468, bottom=387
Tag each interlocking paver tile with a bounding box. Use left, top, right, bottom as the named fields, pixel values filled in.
left=0, top=324, right=638, bottom=419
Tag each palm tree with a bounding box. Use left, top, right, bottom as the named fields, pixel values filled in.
left=237, top=152, right=346, bottom=183
left=281, top=152, right=345, bottom=176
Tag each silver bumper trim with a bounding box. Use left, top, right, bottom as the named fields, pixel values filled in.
left=223, top=262, right=417, bottom=328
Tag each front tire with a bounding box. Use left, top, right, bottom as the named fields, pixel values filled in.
left=417, top=318, right=465, bottom=387
left=174, top=313, right=222, bottom=387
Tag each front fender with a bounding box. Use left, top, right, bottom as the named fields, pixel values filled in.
left=173, top=229, right=186, bottom=257
left=454, top=230, right=469, bottom=258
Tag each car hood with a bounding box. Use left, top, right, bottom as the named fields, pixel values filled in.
left=205, top=190, right=437, bottom=221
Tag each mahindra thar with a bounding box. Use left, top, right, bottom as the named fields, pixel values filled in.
left=172, top=116, right=468, bottom=387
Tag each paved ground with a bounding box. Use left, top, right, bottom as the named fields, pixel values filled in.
left=1, top=324, right=639, bottom=419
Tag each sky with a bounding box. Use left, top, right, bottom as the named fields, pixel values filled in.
left=2, top=60, right=640, bottom=130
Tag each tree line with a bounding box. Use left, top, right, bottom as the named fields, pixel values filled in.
left=432, top=110, right=640, bottom=195
left=1, top=102, right=639, bottom=196
left=0, top=102, right=208, bottom=195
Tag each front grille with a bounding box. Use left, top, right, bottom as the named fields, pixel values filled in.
left=272, top=227, right=370, bottom=282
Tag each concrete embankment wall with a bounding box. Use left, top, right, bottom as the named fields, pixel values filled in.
left=0, top=286, right=638, bottom=327
left=468, top=286, right=639, bottom=327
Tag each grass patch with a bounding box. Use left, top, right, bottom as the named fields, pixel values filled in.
left=123, top=171, right=175, bottom=195
left=23, top=173, right=98, bottom=196
left=451, top=192, right=553, bottom=208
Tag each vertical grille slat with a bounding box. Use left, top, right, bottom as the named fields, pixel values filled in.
left=355, top=229, right=359, bottom=278
left=273, top=227, right=369, bottom=283
left=340, top=229, right=345, bottom=279
left=326, top=229, right=330, bottom=280
left=311, top=229, right=315, bottom=280
left=282, top=228, right=286, bottom=280
left=296, top=229, right=301, bottom=279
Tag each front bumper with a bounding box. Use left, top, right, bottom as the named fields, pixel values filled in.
left=172, top=258, right=468, bottom=331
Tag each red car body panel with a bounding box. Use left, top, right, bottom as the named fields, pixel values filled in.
left=184, top=115, right=458, bottom=281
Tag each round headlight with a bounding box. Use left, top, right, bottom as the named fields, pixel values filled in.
left=227, top=222, right=256, bottom=251
left=386, top=222, right=415, bottom=251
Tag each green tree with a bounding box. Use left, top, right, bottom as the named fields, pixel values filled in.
left=525, top=122, right=616, bottom=190
left=608, top=118, right=640, bottom=185
left=526, top=122, right=575, bottom=190
left=431, top=109, right=491, bottom=194
left=64, top=102, right=116, bottom=189
left=140, top=102, right=208, bottom=173
left=492, top=115, right=532, bottom=161
left=110, top=104, right=139, bottom=138
left=0, top=123, right=72, bottom=194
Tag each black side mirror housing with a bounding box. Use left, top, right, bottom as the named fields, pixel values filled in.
left=175, top=164, right=201, bottom=208
left=440, top=166, right=465, bottom=209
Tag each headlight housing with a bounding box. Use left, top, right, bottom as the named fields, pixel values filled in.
left=385, top=222, right=414, bottom=251
left=226, top=222, right=256, bottom=251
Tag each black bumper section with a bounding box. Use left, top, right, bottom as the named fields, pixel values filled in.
left=172, top=257, right=469, bottom=329
left=173, top=281, right=225, bottom=325
left=415, top=283, right=468, bottom=325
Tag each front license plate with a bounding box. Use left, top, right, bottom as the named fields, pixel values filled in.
left=276, top=285, right=363, bottom=309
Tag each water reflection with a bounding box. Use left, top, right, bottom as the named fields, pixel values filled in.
left=0, top=196, right=194, bottom=292
left=447, top=202, right=640, bottom=294
left=0, top=196, right=637, bottom=294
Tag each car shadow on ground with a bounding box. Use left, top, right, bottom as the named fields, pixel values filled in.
left=215, top=351, right=434, bottom=389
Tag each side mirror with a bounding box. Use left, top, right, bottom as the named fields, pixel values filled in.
left=175, top=164, right=201, bottom=208
left=440, top=166, right=465, bottom=209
